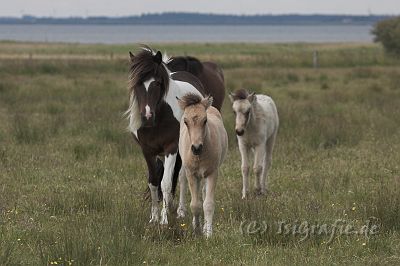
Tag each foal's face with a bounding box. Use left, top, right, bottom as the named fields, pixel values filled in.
left=183, top=105, right=208, bottom=155
left=231, top=99, right=253, bottom=136
left=135, top=77, right=164, bottom=127
left=179, top=96, right=213, bottom=156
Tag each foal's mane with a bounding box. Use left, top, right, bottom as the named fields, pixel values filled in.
left=231, top=89, right=249, bottom=101
left=180, top=93, right=203, bottom=109
left=128, top=46, right=170, bottom=97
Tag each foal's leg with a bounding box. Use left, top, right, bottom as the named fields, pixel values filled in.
left=203, top=171, right=217, bottom=238
left=253, top=143, right=267, bottom=195
left=177, top=167, right=187, bottom=218
left=187, top=172, right=202, bottom=234
left=160, top=153, right=177, bottom=225
left=238, top=140, right=250, bottom=199
left=262, top=133, right=276, bottom=194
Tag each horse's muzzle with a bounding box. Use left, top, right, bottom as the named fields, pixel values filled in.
left=141, top=115, right=155, bottom=127
left=191, top=144, right=203, bottom=156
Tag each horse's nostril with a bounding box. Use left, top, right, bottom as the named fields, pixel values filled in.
left=236, top=129, right=244, bottom=136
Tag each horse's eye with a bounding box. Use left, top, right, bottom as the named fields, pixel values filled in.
left=184, top=120, right=188, bottom=126
left=204, top=119, right=207, bottom=125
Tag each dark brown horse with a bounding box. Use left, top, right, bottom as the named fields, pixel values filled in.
left=126, top=47, right=225, bottom=225
left=167, top=56, right=225, bottom=111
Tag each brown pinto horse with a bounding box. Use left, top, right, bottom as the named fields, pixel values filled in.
left=126, top=46, right=225, bottom=225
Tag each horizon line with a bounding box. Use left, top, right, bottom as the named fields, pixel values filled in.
left=0, top=12, right=398, bottom=19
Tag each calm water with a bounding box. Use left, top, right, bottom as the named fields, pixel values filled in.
left=0, top=25, right=373, bottom=43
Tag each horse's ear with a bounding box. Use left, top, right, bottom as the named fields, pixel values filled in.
left=176, top=96, right=186, bottom=110
left=248, top=92, right=256, bottom=103
left=129, top=51, right=135, bottom=62
left=154, top=51, right=162, bottom=65
left=228, top=92, right=235, bottom=103
left=202, top=96, right=213, bottom=110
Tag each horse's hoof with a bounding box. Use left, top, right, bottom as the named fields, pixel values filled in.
left=203, top=224, right=212, bottom=238
left=257, top=189, right=267, bottom=197
left=242, top=191, right=248, bottom=199
left=177, top=207, right=187, bottom=218
left=160, top=209, right=168, bottom=225
left=149, top=216, right=159, bottom=223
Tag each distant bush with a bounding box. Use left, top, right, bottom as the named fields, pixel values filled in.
left=372, top=17, right=400, bottom=56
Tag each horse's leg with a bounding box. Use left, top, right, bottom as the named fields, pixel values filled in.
left=177, top=167, right=187, bottom=218
left=187, top=171, right=201, bottom=234
left=253, top=143, right=267, bottom=195
left=143, top=153, right=159, bottom=223
left=239, top=140, right=250, bottom=199
left=160, top=153, right=177, bottom=225
left=203, top=171, right=217, bottom=238
left=262, top=133, right=276, bottom=195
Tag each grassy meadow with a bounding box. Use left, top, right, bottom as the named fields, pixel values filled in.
left=0, top=41, right=400, bottom=265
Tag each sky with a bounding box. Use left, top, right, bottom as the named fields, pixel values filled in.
left=1, top=0, right=400, bottom=17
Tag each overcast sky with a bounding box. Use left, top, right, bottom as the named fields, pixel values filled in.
left=2, top=0, right=400, bottom=17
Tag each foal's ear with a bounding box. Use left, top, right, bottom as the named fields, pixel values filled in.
left=228, top=92, right=235, bottom=103
left=202, top=96, right=213, bottom=110
left=154, top=51, right=162, bottom=65
left=248, top=92, right=256, bottom=103
left=176, top=96, right=186, bottom=110
left=129, top=51, right=135, bottom=62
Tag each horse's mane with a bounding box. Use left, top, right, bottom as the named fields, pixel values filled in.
left=167, top=56, right=203, bottom=76
left=180, top=93, right=203, bottom=108
left=231, top=89, right=249, bottom=100
left=128, top=46, right=170, bottom=97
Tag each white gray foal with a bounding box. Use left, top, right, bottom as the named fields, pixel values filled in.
left=229, top=89, right=279, bottom=199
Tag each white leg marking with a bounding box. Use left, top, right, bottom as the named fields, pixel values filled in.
left=160, top=153, right=177, bottom=225
left=148, top=183, right=159, bottom=223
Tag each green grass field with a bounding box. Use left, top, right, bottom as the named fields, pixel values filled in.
left=0, top=42, right=399, bottom=265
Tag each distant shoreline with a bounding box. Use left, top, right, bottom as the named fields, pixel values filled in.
left=0, top=24, right=374, bottom=44
left=0, top=13, right=393, bottom=25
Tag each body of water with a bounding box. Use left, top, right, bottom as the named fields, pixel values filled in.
left=0, top=24, right=373, bottom=44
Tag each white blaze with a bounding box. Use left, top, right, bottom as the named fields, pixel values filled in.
left=145, top=105, right=152, bottom=120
